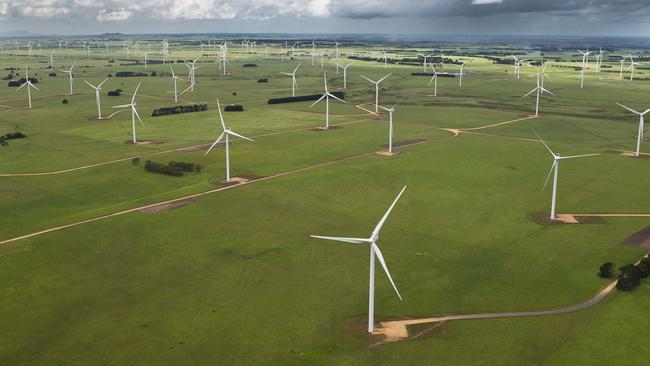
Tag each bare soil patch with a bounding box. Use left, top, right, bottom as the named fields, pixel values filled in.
left=530, top=213, right=605, bottom=225
left=623, top=225, right=650, bottom=249
left=309, top=126, right=342, bottom=131
left=178, top=144, right=211, bottom=153
left=139, top=198, right=195, bottom=213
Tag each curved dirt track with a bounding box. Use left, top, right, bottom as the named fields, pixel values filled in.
left=374, top=280, right=619, bottom=344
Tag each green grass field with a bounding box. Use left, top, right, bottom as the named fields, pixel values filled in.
left=0, top=42, right=649, bottom=365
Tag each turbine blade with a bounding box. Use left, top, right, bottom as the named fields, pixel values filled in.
left=227, top=130, right=255, bottom=142
left=131, top=82, right=141, bottom=104
left=112, top=104, right=132, bottom=108
left=559, top=153, right=600, bottom=160
left=327, top=93, right=346, bottom=103
left=617, top=102, right=641, bottom=115
left=309, top=235, right=371, bottom=244
left=377, top=73, right=392, bottom=83
left=541, top=161, right=556, bottom=195
left=372, top=186, right=407, bottom=236
left=531, top=129, right=556, bottom=157
left=372, top=243, right=402, bottom=301
left=540, top=87, right=555, bottom=96
left=216, top=99, right=226, bottom=129
left=133, top=107, right=144, bottom=126
left=204, top=132, right=226, bottom=155
left=360, top=75, right=375, bottom=83
left=523, top=87, right=538, bottom=98
left=98, top=78, right=109, bottom=88
left=310, top=93, right=327, bottom=107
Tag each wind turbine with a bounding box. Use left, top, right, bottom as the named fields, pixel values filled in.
left=538, top=62, right=551, bottom=94
left=534, top=130, right=599, bottom=220
left=523, top=69, right=554, bottom=117
left=112, top=82, right=144, bottom=144
left=281, top=63, right=301, bottom=97
left=337, top=62, right=351, bottom=89
left=376, top=102, right=399, bottom=153
left=457, top=62, right=465, bottom=87
left=361, top=73, right=392, bottom=113
left=628, top=55, right=641, bottom=81
left=512, top=56, right=522, bottom=79
left=204, top=99, right=255, bottom=183
left=59, top=62, right=76, bottom=95
left=381, top=49, right=388, bottom=68
left=617, top=103, right=650, bottom=157
left=48, top=51, right=54, bottom=69
left=16, top=66, right=39, bottom=109
left=428, top=64, right=439, bottom=97
left=84, top=78, right=109, bottom=119
left=418, top=53, right=432, bottom=72
left=143, top=51, right=149, bottom=71
left=185, top=56, right=200, bottom=91
left=311, top=72, right=346, bottom=129
left=169, top=65, right=184, bottom=103
left=578, top=50, right=592, bottom=88
left=595, top=48, right=603, bottom=71
left=619, top=56, right=627, bottom=80
left=310, top=185, right=407, bottom=334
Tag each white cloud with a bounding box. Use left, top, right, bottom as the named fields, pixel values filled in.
left=96, top=8, right=131, bottom=21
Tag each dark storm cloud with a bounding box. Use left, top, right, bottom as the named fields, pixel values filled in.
left=330, top=0, right=650, bottom=19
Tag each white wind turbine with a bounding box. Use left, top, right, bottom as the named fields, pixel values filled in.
left=205, top=99, right=255, bottom=183
left=185, top=56, right=201, bottom=91
left=84, top=78, right=109, bottom=119
left=538, top=62, right=551, bottom=94
left=381, top=49, right=388, bottom=68
left=456, top=62, right=465, bottom=87
left=311, top=185, right=407, bottom=334
left=617, top=103, right=650, bottom=157
left=628, top=55, right=641, bottom=81
left=523, top=68, right=554, bottom=117
left=169, top=65, right=183, bottom=103
left=310, top=40, right=316, bottom=66
left=59, top=62, right=76, bottom=95
left=512, top=56, right=521, bottom=79
left=112, top=82, right=144, bottom=144
left=619, top=56, right=628, bottom=80
left=281, top=63, right=301, bottom=97
left=428, top=64, right=439, bottom=97
left=48, top=51, right=54, bottom=69
left=595, top=47, right=603, bottom=71
left=337, top=62, right=351, bottom=89
left=16, top=66, right=39, bottom=109
left=311, top=72, right=346, bottom=129
left=376, top=102, right=399, bottom=153
left=361, top=73, right=392, bottom=113
left=418, top=53, right=432, bottom=72
left=534, top=130, right=599, bottom=220
left=143, top=51, right=149, bottom=71
left=578, top=50, right=592, bottom=88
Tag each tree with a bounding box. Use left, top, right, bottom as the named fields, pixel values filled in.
left=598, top=262, right=614, bottom=278
left=616, top=264, right=642, bottom=291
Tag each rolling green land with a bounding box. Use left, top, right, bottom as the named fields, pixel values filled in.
left=0, top=41, right=648, bottom=365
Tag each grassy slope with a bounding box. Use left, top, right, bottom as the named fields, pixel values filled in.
left=0, top=49, right=648, bottom=365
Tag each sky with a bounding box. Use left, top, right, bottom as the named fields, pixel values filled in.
left=1, top=0, right=650, bottom=37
